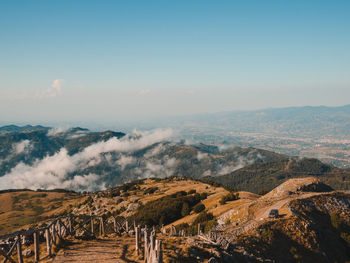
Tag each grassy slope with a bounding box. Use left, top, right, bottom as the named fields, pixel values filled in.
left=0, top=190, right=86, bottom=234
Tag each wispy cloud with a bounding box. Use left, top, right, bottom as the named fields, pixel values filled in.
left=35, top=79, right=64, bottom=99
left=0, top=79, right=65, bottom=100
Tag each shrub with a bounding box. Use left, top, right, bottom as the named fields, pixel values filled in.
left=330, top=213, right=343, bottom=230
left=204, top=219, right=217, bottom=232
left=144, top=187, right=158, bottom=195
left=219, top=192, right=239, bottom=205
left=193, top=203, right=205, bottom=213
left=194, top=211, right=214, bottom=225
left=188, top=189, right=196, bottom=195
left=172, top=191, right=187, bottom=198
left=111, top=190, right=121, bottom=197
left=189, top=212, right=217, bottom=234
left=200, top=192, right=208, bottom=200
left=181, top=202, right=190, bottom=217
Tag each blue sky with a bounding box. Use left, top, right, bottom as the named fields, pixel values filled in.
left=0, top=0, right=349, bottom=124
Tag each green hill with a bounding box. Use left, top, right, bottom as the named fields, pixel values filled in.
left=209, top=157, right=350, bottom=193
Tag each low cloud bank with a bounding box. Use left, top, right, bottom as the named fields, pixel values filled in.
left=0, top=129, right=267, bottom=192
left=0, top=129, right=173, bottom=191
left=217, top=151, right=263, bottom=175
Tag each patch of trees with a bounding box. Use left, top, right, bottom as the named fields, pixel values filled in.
left=131, top=191, right=204, bottom=226
left=192, top=177, right=238, bottom=192
left=177, top=211, right=217, bottom=235
left=0, top=189, right=33, bottom=194
left=107, top=179, right=146, bottom=197
left=220, top=192, right=239, bottom=205
left=193, top=203, right=205, bottom=213
left=144, top=187, right=158, bottom=195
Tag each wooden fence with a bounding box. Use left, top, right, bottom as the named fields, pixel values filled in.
left=0, top=214, right=163, bottom=263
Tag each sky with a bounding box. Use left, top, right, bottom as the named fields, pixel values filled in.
left=0, top=0, right=349, bottom=125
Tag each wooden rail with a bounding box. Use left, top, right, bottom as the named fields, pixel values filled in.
left=0, top=215, right=74, bottom=263
left=0, top=214, right=164, bottom=263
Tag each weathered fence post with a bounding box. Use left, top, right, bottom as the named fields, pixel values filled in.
left=56, top=220, right=61, bottom=240
left=52, top=224, right=57, bottom=244
left=150, top=231, right=155, bottom=262
left=156, top=239, right=163, bottom=263
left=170, top=225, right=176, bottom=236
left=144, top=228, right=148, bottom=261
left=100, top=217, right=105, bottom=236
left=135, top=225, right=140, bottom=254
left=68, top=215, right=72, bottom=235
left=91, top=216, right=94, bottom=235
left=33, top=231, right=40, bottom=262
left=144, top=230, right=162, bottom=263
left=17, top=235, right=23, bottom=263
left=45, top=228, right=51, bottom=257
left=113, top=217, right=117, bottom=233
left=197, top=223, right=201, bottom=235
left=126, top=220, right=129, bottom=233
left=59, top=220, right=66, bottom=237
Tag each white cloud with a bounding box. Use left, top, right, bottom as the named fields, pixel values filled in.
left=116, top=155, right=135, bottom=170
left=196, top=151, right=208, bottom=161
left=12, top=140, right=33, bottom=154
left=2, top=79, right=66, bottom=100
left=36, top=79, right=64, bottom=99
left=61, top=174, right=104, bottom=192
left=217, top=154, right=259, bottom=176
left=142, top=157, right=175, bottom=179
left=47, top=127, right=89, bottom=139
left=165, top=157, right=176, bottom=167
left=144, top=143, right=165, bottom=158
left=203, top=170, right=212, bottom=176
left=47, top=127, right=70, bottom=136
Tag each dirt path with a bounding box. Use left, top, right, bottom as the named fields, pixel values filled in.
left=256, top=192, right=325, bottom=219
left=50, top=237, right=139, bottom=263
left=225, top=192, right=330, bottom=239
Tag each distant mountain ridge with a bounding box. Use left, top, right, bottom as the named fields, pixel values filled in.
left=176, top=104, right=350, bottom=138
left=0, top=125, right=50, bottom=133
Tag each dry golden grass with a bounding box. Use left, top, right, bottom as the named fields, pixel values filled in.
left=0, top=191, right=86, bottom=235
